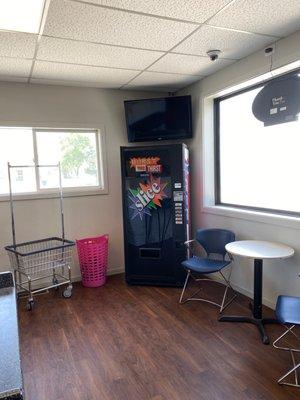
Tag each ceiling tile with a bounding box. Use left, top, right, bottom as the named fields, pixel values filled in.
left=44, top=0, right=197, bottom=51
left=126, top=71, right=201, bottom=91
left=30, top=78, right=122, bottom=88
left=0, top=57, right=32, bottom=77
left=173, top=25, right=276, bottom=59
left=149, top=53, right=233, bottom=76
left=37, top=36, right=164, bottom=69
left=0, top=31, right=37, bottom=59
left=32, top=61, right=139, bottom=85
left=79, top=0, right=232, bottom=23
left=209, top=0, right=300, bottom=37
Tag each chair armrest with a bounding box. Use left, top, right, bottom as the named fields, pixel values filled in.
left=184, top=240, right=197, bottom=256
left=184, top=239, right=195, bottom=246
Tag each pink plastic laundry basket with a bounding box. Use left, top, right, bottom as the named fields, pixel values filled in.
left=76, top=235, right=109, bottom=287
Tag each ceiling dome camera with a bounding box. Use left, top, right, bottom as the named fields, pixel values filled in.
left=207, top=49, right=221, bottom=61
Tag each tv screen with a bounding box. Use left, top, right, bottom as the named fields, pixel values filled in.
left=124, top=95, right=192, bottom=142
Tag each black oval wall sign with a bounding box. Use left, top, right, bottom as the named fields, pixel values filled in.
left=252, top=74, right=300, bottom=127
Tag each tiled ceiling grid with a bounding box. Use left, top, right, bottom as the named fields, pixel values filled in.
left=0, top=0, right=300, bottom=92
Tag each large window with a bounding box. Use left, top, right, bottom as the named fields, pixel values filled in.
left=215, top=71, right=300, bottom=216
left=0, top=127, right=105, bottom=197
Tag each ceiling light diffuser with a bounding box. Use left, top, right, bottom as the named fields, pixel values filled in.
left=0, top=0, right=45, bottom=34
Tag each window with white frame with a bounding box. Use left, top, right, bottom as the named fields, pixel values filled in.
left=214, top=69, right=300, bottom=216
left=0, top=127, right=105, bottom=196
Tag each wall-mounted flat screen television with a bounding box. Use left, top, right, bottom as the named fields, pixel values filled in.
left=124, top=95, right=192, bottom=142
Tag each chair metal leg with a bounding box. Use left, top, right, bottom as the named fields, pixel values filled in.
left=290, top=350, right=299, bottom=386
left=273, top=325, right=300, bottom=387
left=179, top=266, right=237, bottom=313
left=273, top=325, right=300, bottom=352
left=219, top=268, right=237, bottom=313
left=179, top=270, right=191, bottom=304
left=278, top=360, right=300, bottom=388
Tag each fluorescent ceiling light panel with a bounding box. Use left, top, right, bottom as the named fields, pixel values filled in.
left=0, top=0, right=45, bottom=34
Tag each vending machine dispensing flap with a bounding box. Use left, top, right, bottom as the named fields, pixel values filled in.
left=139, top=248, right=161, bottom=259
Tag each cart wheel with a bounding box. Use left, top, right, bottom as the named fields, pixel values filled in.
left=62, top=287, right=72, bottom=298
left=53, top=278, right=59, bottom=290
left=26, top=300, right=34, bottom=311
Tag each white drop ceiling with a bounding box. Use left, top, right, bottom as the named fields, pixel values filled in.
left=0, top=0, right=299, bottom=92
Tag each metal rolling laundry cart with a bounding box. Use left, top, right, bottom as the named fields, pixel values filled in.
left=5, top=162, right=75, bottom=311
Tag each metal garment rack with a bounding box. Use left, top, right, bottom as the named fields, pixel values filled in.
left=5, top=162, right=75, bottom=310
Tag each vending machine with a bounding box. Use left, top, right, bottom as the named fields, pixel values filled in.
left=120, top=144, right=190, bottom=286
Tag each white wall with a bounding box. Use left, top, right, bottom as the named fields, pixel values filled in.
left=0, top=82, right=162, bottom=280
left=179, top=30, right=300, bottom=308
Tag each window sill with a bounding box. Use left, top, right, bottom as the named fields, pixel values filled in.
left=202, top=205, right=300, bottom=230
left=0, top=187, right=108, bottom=202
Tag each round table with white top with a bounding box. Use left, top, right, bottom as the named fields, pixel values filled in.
left=218, top=240, right=294, bottom=345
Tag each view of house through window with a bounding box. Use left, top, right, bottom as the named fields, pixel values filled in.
left=0, top=127, right=102, bottom=196
left=36, top=130, right=99, bottom=189
left=215, top=75, right=300, bottom=215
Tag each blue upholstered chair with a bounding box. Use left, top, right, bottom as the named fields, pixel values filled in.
left=273, top=295, right=300, bottom=388
left=179, top=228, right=237, bottom=313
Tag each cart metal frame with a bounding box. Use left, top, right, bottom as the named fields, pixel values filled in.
left=5, top=162, right=75, bottom=310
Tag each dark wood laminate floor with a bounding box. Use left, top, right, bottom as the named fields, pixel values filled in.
left=18, top=274, right=299, bottom=400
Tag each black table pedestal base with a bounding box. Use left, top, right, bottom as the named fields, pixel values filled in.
left=218, top=258, right=280, bottom=345
left=218, top=315, right=278, bottom=344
